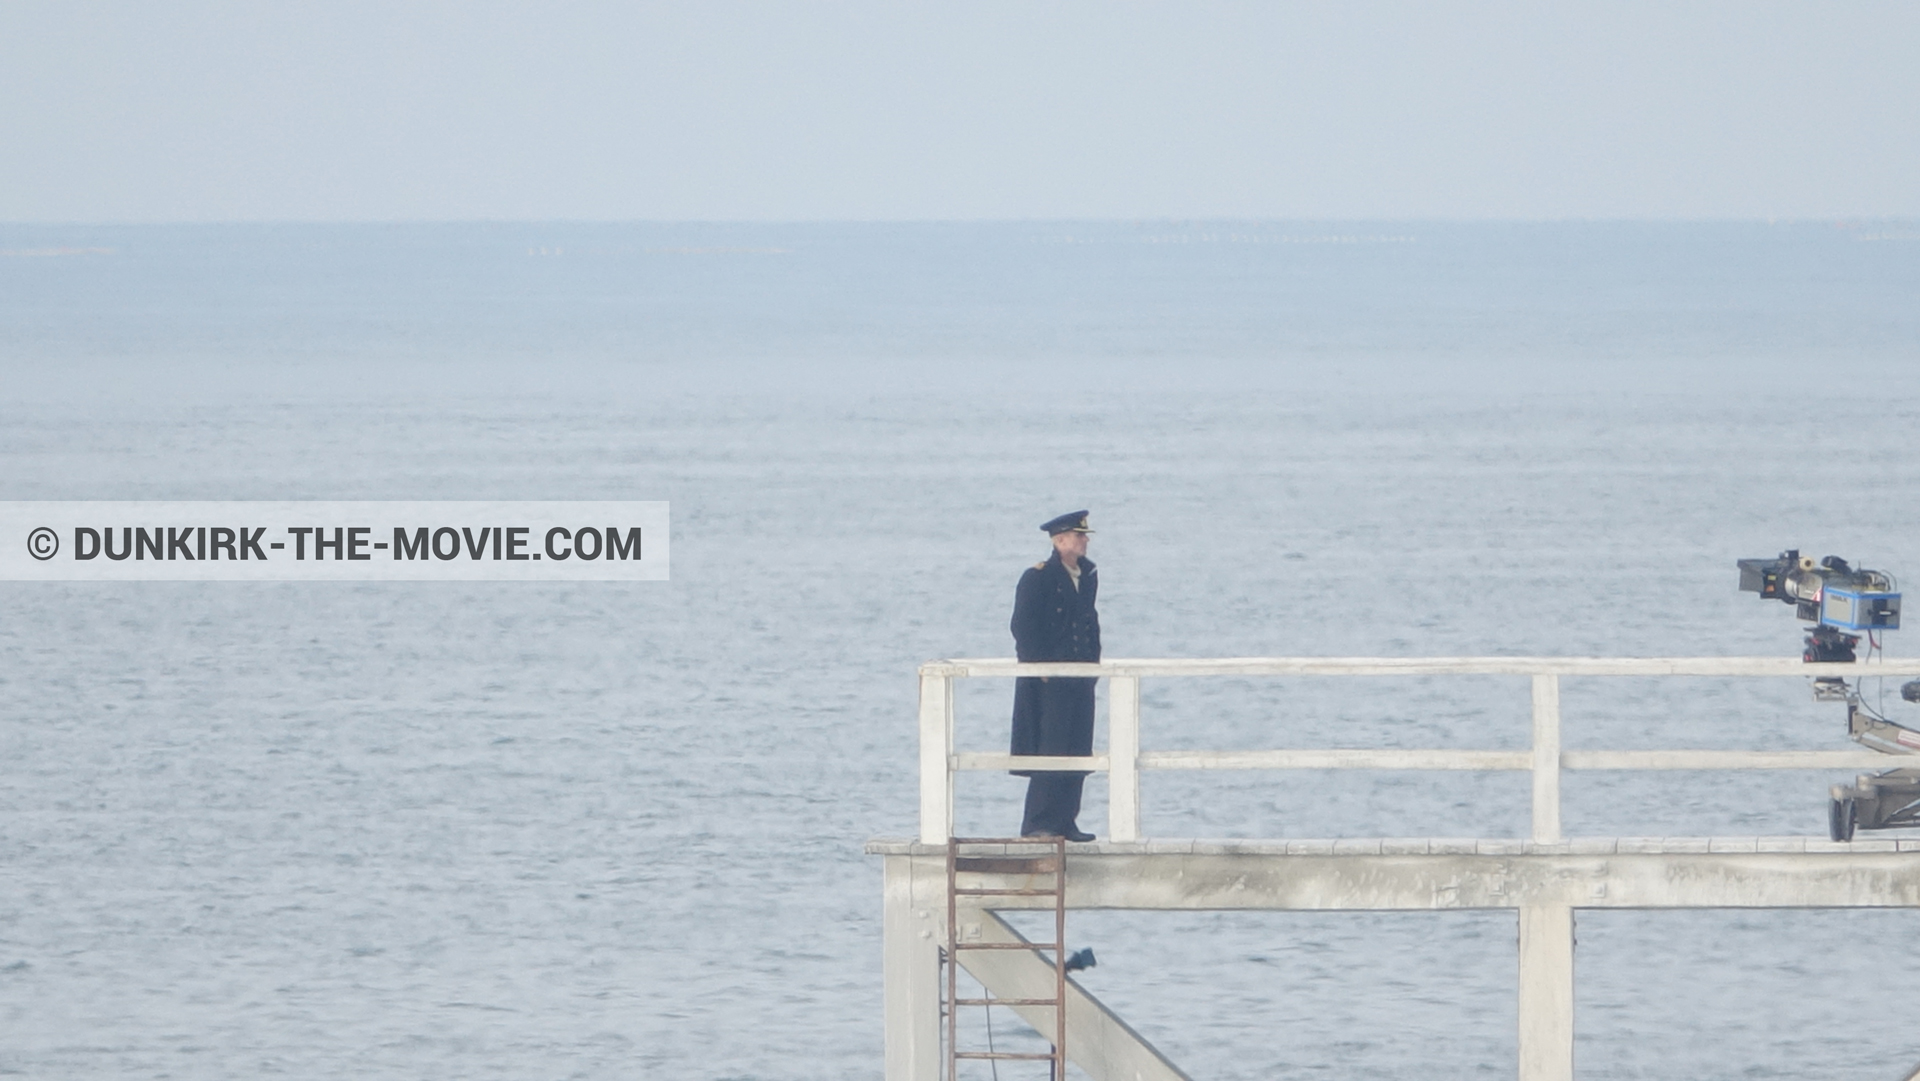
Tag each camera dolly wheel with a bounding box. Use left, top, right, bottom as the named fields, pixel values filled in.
left=1829, top=794, right=1857, bottom=843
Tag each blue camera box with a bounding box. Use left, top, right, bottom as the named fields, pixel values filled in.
left=1821, top=587, right=1901, bottom=631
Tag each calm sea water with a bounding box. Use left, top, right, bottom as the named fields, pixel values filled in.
left=2, top=222, right=1919, bottom=1079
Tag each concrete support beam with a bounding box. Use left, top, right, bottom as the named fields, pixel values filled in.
left=1517, top=904, right=1574, bottom=1081
left=883, top=856, right=942, bottom=1081
left=869, top=841, right=1920, bottom=912
left=953, top=909, right=1190, bottom=1081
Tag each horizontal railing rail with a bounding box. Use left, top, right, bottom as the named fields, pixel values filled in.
left=916, top=656, right=1920, bottom=844
left=924, top=657, right=1920, bottom=678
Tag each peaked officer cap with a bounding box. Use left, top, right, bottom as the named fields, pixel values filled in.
left=1041, top=510, right=1094, bottom=535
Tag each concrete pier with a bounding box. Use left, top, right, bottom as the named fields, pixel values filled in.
left=878, top=656, right=1920, bottom=1080
left=875, top=835, right=1920, bottom=1081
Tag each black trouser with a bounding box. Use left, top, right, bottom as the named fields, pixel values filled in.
left=1021, top=772, right=1088, bottom=837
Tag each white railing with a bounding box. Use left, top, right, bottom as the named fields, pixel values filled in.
left=916, top=657, right=1920, bottom=845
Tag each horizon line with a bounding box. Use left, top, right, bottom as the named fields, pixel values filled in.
left=2, top=215, right=1918, bottom=229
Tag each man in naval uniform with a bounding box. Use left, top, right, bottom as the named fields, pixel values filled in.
left=1009, top=510, right=1101, bottom=841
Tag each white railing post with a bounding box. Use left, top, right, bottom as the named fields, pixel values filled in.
left=1530, top=673, right=1562, bottom=843
left=918, top=670, right=954, bottom=844
left=1108, top=675, right=1142, bottom=842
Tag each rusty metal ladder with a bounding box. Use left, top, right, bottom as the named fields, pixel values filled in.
left=945, top=835, right=1068, bottom=1080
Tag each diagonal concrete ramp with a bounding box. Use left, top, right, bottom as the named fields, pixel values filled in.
left=951, top=908, right=1190, bottom=1081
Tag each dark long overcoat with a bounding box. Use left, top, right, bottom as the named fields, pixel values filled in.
left=1009, top=552, right=1100, bottom=775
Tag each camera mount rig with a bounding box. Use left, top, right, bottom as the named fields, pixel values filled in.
left=1738, top=550, right=1913, bottom=840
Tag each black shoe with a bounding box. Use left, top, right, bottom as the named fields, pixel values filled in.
left=1021, top=828, right=1062, bottom=839
left=1063, top=827, right=1095, bottom=843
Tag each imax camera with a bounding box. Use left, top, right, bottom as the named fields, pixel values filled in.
left=1737, top=549, right=1920, bottom=840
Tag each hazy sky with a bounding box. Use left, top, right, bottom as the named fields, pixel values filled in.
left=2, top=1, right=1916, bottom=222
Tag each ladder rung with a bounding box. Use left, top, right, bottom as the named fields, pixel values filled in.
left=954, top=1052, right=1061, bottom=1061
left=954, top=887, right=1060, bottom=896
left=953, top=997, right=1060, bottom=1006
left=951, top=941, right=1060, bottom=951
left=954, top=857, right=1060, bottom=874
